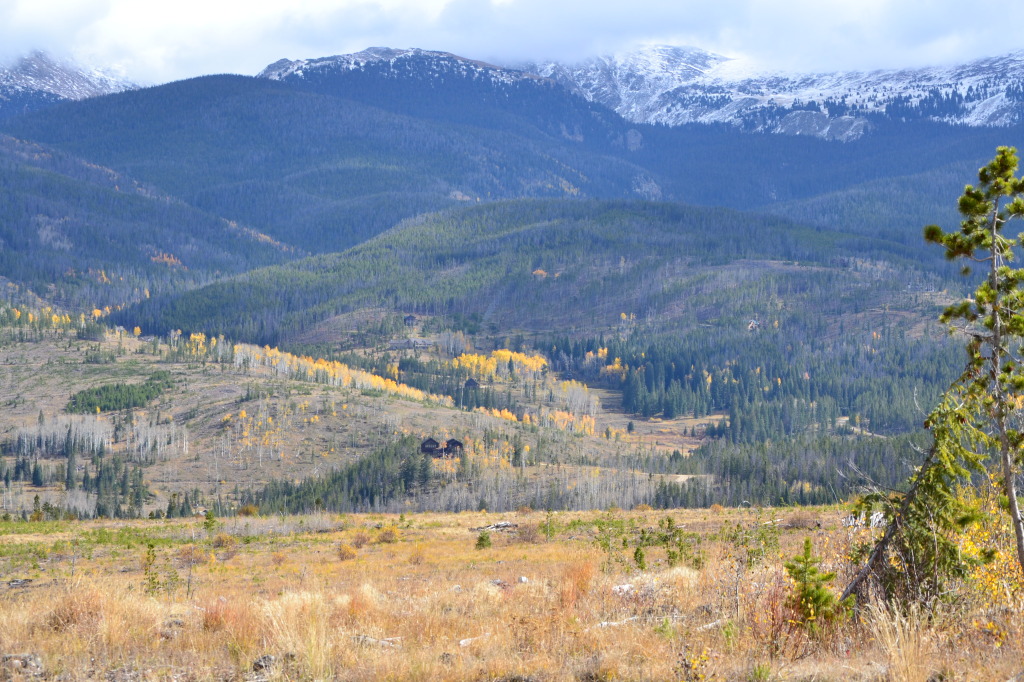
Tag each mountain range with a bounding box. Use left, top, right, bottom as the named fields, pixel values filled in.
left=519, top=45, right=1024, bottom=140
left=256, top=44, right=1024, bottom=141
left=6, top=44, right=1024, bottom=139
left=0, top=44, right=1021, bottom=320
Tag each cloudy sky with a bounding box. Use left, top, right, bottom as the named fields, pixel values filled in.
left=2, top=0, right=1023, bottom=83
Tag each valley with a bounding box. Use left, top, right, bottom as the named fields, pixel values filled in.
left=1, top=37, right=1024, bottom=679
left=0, top=38, right=1018, bottom=526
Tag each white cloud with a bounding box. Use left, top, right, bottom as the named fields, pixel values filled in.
left=1, top=0, right=1023, bottom=82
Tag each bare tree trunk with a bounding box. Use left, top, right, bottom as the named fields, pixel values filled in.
left=840, top=446, right=934, bottom=604
left=988, top=204, right=1024, bottom=574
left=1000, top=444, right=1024, bottom=574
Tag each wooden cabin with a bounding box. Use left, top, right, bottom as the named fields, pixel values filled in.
left=464, top=378, right=480, bottom=390
left=421, top=437, right=464, bottom=458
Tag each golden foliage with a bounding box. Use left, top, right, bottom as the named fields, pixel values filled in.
left=233, top=343, right=453, bottom=407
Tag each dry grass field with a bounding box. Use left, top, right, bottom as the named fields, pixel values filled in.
left=0, top=506, right=1021, bottom=681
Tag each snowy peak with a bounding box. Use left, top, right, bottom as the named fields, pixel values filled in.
left=258, top=44, right=1024, bottom=141
left=258, top=47, right=538, bottom=86
left=0, top=51, right=134, bottom=120
left=1, top=51, right=133, bottom=101
left=518, top=45, right=1024, bottom=140
left=529, top=44, right=730, bottom=85
left=521, top=45, right=730, bottom=122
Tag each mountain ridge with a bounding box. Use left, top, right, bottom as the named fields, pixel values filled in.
left=259, top=46, right=543, bottom=86
left=7, top=44, right=1024, bottom=140
left=516, top=45, right=1024, bottom=139
left=251, top=44, right=1024, bottom=142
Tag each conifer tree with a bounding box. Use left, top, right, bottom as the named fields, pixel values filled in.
left=842, top=147, right=1024, bottom=603
left=65, top=448, right=76, bottom=491
left=923, top=145, right=1024, bottom=574
left=785, top=538, right=848, bottom=634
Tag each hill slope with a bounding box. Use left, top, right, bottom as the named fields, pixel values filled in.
left=115, top=198, right=952, bottom=345
left=4, top=59, right=1021, bottom=260
left=0, top=135, right=290, bottom=309
left=0, top=75, right=655, bottom=255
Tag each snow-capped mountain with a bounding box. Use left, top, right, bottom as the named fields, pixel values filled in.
left=518, top=46, right=1024, bottom=141
left=256, top=46, right=637, bottom=149
left=258, top=45, right=1024, bottom=141
left=259, top=47, right=539, bottom=87
left=0, top=51, right=134, bottom=119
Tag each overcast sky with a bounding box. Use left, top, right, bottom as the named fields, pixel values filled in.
left=2, top=0, right=1023, bottom=83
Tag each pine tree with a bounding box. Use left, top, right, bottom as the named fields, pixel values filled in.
left=785, top=538, right=848, bottom=634
left=923, top=145, right=1024, bottom=575
left=66, top=445, right=76, bottom=491
left=843, top=147, right=1020, bottom=604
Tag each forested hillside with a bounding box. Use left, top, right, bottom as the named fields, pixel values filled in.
left=632, top=120, right=1024, bottom=213
left=0, top=135, right=289, bottom=309
left=0, top=76, right=653, bottom=255
left=114, top=198, right=956, bottom=344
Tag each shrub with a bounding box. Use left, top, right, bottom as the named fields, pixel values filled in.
left=176, top=544, right=210, bottom=568
left=634, top=546, right=647, bottom=570
left=515, top=523, right=541, bottom=544
left=201, top=598, right=256, bottom=638
left=559, top=561, right=595, bottom=608
left=475, top=530, right=492, bottom=550
left=351, top=531, right=371, bottom=548
left=46, top=585, right=102, bottom=631
left=337, top=543, right=357, bottom=561
left=785, top=509, right=819, bottom=529
left=238, top=504, right=259, bottom=517
left=377, top=525, right=400, bottom=544
left=212, top=533, right=237, bottom=549
left=747, top=662, right=772, bottom=682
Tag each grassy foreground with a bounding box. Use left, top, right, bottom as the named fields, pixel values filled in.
left=0, top=507, right=1020, bottom=681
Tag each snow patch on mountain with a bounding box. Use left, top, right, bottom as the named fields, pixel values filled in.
left=257, top=44, right=1024, bottom=141
left=519, top=46, right=1024, bottom=140
left=259, top=47, right=538, bottom=87
left=0, top=51, right=133, bottom=101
